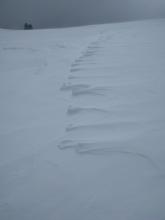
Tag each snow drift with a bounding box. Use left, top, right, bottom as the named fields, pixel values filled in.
left=0, top=19, right=165, bottom=220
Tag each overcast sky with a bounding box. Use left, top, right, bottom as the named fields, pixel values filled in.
left=0, top=0, right=165, bottom=29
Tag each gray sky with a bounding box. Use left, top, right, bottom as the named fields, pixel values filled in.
left=0, top=0, right=165, bottom=29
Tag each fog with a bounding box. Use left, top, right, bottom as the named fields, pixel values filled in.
left=0, top=0, right=165, bottom=29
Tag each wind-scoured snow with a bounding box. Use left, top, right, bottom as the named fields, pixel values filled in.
left=0, top=19, right=165, bottom=220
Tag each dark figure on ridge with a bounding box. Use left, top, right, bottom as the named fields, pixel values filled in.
left=24, top=23, right=33, bottom=30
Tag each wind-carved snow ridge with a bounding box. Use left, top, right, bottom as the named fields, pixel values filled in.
left=59, top=31, right=159, bottom=172
left=67, top=106, right=109, bottom=116
left=60, top=83, right=90, bottom=91
left=58, top=140, right=159, bottom=170
left=71, top=85, right=112, bottom=97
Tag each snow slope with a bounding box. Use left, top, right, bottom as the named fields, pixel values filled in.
left=0, top=19, right=165, bottom=220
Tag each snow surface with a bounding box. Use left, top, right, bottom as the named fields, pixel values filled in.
left=0, top=19, right=165, bottom=220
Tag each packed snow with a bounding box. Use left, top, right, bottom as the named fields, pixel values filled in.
left=0, top=19, right=165, bottom=220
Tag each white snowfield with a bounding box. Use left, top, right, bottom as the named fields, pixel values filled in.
left=0, top=19, right=165, bottom=220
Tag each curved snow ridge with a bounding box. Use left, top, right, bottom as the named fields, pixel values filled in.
left=69, top=76, right=145, bottom=88
left=61, top=83, right=112, bottom=97
left=66, top=108, right=148, bottom=127
left=61, top=84, right=112, bottom=96
left=65, top=121, right=145, bottom=132
left=64, top=121, right=151, bottom=142
left=70, top=67, right=85, bottom=73
left=78, top=149, right=159, bottom=171
left=58, top=140, right=159, bottom=170
left=71, top=85, right=112, bottom=96
left=60, top=83, right=90, bottom=91
left=68, top=74, right=116, bottom=80
left=58, top=139, right=130, bottom=150
left=67, top=106, right=109, bottom=116
left=70, top=66, right=114, bottom=73
left=71, top=61, right=97, bottom=68
left=87, top=45, right=103, bottom=50
left=66, top=106, right=147, bottom=122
